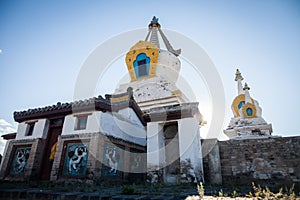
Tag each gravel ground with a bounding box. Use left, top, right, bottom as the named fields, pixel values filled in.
left=186, top=196, right=252, bottom=200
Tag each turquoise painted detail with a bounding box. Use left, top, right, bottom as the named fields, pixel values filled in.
left=133, top=53, right=150, bottom=78
left=62, top=142, right=88, bottom=177
left=238, top=101, right=245, bottom=109
left=101, top=145, right=123, bottom=178
left=10, top=147, right=31, bottom=175
left=246, top=108, right=253, bottom=116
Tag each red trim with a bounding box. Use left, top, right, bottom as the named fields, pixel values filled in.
left=39, top=118, right=64, bottom=180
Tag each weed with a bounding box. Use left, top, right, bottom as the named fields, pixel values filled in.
left=252, top=182, right=298, bottom=199
left=152, top=186, right=162, bottom=195
left=218, top=189, right=223, bottom=197
left=231, top=190, right=238, bottom=197
left=122, top=184, right=137, bottom=195
left=197, top=182, right=204, bottom=199
left=245, top=191, right=253, bottom=198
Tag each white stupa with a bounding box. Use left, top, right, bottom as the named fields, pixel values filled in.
left=115, top=17, right=205, bottom=183
left=224, top=69, right=273, bottom=139
left=115, top=16, right=189, bottom=112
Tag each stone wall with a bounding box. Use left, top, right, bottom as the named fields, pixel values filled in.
left=0, top=138, right=45, bottom=181
left=202, top=139, right=222, bottom=184
left=203, top=136, right=300, bottom=186
left=25, top=138, right=45, bottom=179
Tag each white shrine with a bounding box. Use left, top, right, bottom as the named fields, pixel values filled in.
left=0, top=16, right=204, bottom=184
left=224, top=69, right=273, bottom=139
left=116, top=16, right=204, bottom=183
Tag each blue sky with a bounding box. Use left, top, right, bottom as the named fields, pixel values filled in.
left=0, top=0, right=300, bottom=153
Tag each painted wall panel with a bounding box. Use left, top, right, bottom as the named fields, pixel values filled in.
left=61, top=142, right=89, bottom=177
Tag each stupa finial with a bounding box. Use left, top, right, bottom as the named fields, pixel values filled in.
left=235, top=69, right=244, bottom=81
left=243, top=82, right=250, bottom=90
left=145, top=16, right=181, bottom=56
left=148, top=16, right=160, bottom=29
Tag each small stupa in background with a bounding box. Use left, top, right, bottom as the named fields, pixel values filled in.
left=224, top=69, right=273, bottom=139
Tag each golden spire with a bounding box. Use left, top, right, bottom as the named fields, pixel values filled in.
left=235, top=69, right=244, bottom=81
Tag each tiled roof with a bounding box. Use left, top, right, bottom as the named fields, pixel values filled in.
left=1, top=132, right=17, bottom=140
left=14, top=87, right=146, bottom=125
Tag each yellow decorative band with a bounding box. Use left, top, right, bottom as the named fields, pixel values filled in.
left=172, top=90, right=182, bottom=96
left=110, top=95, right=129, bottom=103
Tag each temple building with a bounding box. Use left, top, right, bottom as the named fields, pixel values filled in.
left=0, top=17, right=204, bottom=183
left=224, top=69, right=273, bottom=139
left=0, top=89, right=147, bottom=181
left=1, top=17, right=299, bottom=188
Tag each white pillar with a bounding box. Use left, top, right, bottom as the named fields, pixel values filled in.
left=178, top=118, right=204, bottom=182
left=147, top=122, right=165, bottom=170
left=237, top=80, right=243, bottom=95
left=245, top=89, right=251, bottom=104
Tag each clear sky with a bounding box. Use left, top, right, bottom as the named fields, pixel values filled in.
left=0, top=0, right=300, bottom=154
